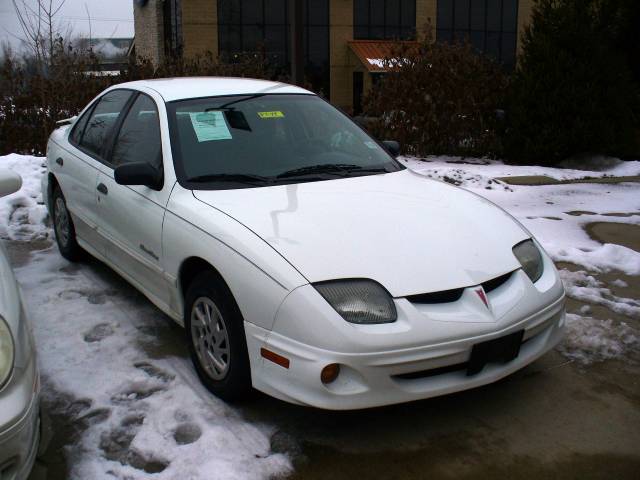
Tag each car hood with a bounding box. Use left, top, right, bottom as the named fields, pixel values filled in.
left=193, top=170, right=529, bottom=297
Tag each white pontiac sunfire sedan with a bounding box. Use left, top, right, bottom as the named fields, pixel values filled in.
left=43, top=78, right=565, bottom=410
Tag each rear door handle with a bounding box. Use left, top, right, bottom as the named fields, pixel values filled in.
left=97, top=183, right=108, bottom=195
left=55, top=157, right=63, bottom=166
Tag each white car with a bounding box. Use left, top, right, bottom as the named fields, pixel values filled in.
left=43, top=78, right=565, bottom=410
left=0, top=170, right=41, bottom=478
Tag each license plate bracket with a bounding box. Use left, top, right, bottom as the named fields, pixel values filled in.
left=467, top=330, right=524, bottom=376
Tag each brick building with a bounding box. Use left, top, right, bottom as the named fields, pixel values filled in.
left=133, top=0, right=534, bottom=113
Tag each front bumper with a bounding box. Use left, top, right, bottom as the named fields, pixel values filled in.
left=249, top=296, right=564, bottom=410
left=247, top=252, right=566, bottom=410
left=0, top=357, right=41, bottom=480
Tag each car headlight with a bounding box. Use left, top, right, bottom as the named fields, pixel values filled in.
left=513, top=239, right=544, bottom=283
left=0, top=315, right=15, bottom=389
left=314, top=279, right=397, bottom=324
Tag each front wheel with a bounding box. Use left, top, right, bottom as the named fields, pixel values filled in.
left=184, top=272, right=252, bottom=401
left=52, top=186, right=83, bottom=261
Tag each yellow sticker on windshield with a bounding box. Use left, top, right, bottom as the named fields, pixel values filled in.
left=257, top=111, right=284, bottom=119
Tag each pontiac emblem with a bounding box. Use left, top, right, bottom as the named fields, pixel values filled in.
left=475, top=287, right=489, bottom=308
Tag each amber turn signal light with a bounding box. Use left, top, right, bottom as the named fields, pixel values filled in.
left=321, top=363, right=340, bottom=384
left=260, top=348, right=290, bottom=369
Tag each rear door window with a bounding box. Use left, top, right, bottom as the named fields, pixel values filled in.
left=69, top=105, right=93, bottom=145
left=79, top=90, right=131, bottom=159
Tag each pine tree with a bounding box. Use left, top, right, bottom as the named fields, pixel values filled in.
left=505, top=0, right=639, bottom=165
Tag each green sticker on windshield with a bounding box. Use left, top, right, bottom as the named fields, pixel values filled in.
left=257, top=111, right=284, bottom=119
left=189, top=111, right=232, bottom=142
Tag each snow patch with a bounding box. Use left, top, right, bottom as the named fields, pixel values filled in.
left=612, top=278, right=629, bottom=288
left=560, top=269, right=640, bottom=319
left=558, top=313, right=639, bottom=365
left=402, top=155, right=640, bottom=181
left=0, top=154, right=48, bottom=240
left=553, top=244, right=640, bottom=276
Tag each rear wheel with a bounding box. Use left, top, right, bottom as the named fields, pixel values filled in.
left=184, top=272, right=252, bottom=401
left=52, top=186, right=83, bottom=261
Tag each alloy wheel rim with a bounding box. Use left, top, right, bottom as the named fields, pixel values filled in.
left=54, top=197, right=70, bottom=247
left=190, top=297, right=230, bottom=380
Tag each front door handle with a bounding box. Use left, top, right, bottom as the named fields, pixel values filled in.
left=97, top=183, right=108, bottom=195
left=55, top=157, right=63, bottom=166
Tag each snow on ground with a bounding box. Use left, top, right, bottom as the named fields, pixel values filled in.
left=1, top=152, right=640, bottom=475
left=557, top=269, right=640, bottom=364
left=16, top=248, right=291, bottom=480
left=408, top=154, right=640, bottom=182
left=560, top=269, right=640, bottom=319
left=558, top=313, right=639, bottom=365
left=0, top=154, right=48, bottom=240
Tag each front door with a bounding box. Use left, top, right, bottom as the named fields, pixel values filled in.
left=95, top=92, right=171, bottom=308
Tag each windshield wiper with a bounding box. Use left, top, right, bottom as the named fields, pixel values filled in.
left=185, top=173, right=270, bottom=185
left=276, top=164, right=387, bottom=179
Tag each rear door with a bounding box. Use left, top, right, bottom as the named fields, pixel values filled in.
left=95, top=92, right=172, bottom=308
left=56, top=89, right=133, bottom=257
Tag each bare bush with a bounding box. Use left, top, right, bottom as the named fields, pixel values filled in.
left=362, top=36, right=508, bottom=158
left=0, top=45, right=277, bottom=155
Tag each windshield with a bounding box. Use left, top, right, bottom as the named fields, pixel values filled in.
left=167, top=94, right=403, bottom=189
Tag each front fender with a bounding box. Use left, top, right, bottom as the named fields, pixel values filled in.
left=163, top=186, right=308, bottom=330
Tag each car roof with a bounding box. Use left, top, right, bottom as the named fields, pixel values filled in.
left=114, top=77, right=314, bottom=102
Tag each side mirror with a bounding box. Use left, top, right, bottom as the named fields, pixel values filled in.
left=382, top=140, right=401, bottom=158
left=114, top=162, right=162, bottom=190
left=0, top=169, right=22, bottom=198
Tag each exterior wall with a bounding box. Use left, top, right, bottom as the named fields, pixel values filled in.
left=517, top=0, right=535, bottom=55
left=330, top=0, right=355, bottom=112
left=182, top=0, right=218, bottom=58
left=416, top=0, right=436, bottom=40
left=133, top=0, right=165, bottom=65
left=133, top=0, right=534, bottom=108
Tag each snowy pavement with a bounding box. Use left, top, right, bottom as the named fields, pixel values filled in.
left=16, top=249, right=290, bottom=479
left=0, top=153, right=639, bottom=479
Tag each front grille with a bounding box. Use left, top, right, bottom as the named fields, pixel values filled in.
left=394, top=361, right=468, bottom=379
left=406, top=288, right=464, bottom=304
left=482, top=271, right=514, bottom=293
left=406, top=271, right=515, bottom=305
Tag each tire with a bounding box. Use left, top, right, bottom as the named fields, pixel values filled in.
left=52, top=186, right=84, bottom=261
left=184, top=271, right=252, bottom=401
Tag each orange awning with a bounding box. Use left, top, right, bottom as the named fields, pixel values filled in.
left=348, top=40, right=419, bottom=73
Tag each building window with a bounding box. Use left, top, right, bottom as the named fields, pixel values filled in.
left=436, top=0, right=519, bottom=67
left=354, top=0, right=417, bottom=40
left=353, top=71, right=364, bottom=115
left=305, top=0, right=330, bottom=98
left=218, top=0, right=289, bottom=65
left=164, top=0, right=183, bottom=57
left=218, top=0, right=330, bottom=97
